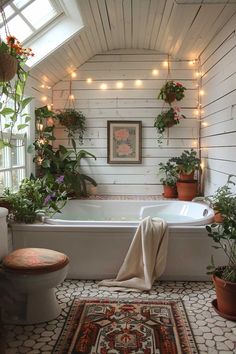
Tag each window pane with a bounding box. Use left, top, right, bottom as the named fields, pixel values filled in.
left=22, top=0, right=57, bottom=30
left=13, top=0, right=31, bottom=9
left=7, top=15, right=33, bottom=42
left=11, top=141, right=25, bottom=167
left=0, top=171, right=10, bottom=194
left=12, top=169, right=25, bottom=191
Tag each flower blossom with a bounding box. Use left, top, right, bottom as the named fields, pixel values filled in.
left=116, top=143, right=133, bottom=156
left=114, top=129, right=129, bottom=141
left=56, top=175, right=64, bottom=184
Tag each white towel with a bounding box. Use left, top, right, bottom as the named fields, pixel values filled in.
left=98, top=216, right=168, bottom=291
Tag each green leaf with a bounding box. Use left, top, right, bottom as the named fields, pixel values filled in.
left=17, top=123, right=28, bottom=130
left=27, top=144, right=35, bottom=153
left=21, top=97, right=33, bottom=110
left=0, top=108, right=15, bottom=115
left=42, top=159, right=51, bottom=168
left=4, top=123, right=11, bottom=129
left=24, top=116, right=31, bottom=123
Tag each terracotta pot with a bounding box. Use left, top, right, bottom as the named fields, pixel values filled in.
left=179, top=171, right=195, bottom=181
left=163, top=185, right=177, bottom=198
left=177, top=180, right=198, bottom=201
left=214, top=210, right=224, bottom=223
left=213, top=273, right=236, bottom=317
left=0, top=53, right=18, bottom=82
left=164, top=92, right=176, bottom=104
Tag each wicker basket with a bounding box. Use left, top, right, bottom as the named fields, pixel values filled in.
left=0, top=53, right=18, bottom=82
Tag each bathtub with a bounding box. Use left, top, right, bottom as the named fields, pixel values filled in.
left=10, top=200, right=226, bottom=281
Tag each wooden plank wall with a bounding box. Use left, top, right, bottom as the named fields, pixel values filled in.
left=52, top=49, right=198, bottom=195
left=200, top=14, right=236, bottom=195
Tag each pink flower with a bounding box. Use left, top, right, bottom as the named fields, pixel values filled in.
left=114, top=128, right=129, bottom=141
left=176, top=82, right=182, bottom=86
left=116, top=143, right=133, bottom=156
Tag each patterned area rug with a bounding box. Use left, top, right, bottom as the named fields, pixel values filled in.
left=53, top=298, right=199, bottom=354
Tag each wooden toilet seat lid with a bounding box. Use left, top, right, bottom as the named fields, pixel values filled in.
left=2, top=248, right=69, bottom=274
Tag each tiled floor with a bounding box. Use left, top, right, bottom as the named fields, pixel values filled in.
left=4, top=280, right=236, bottom=354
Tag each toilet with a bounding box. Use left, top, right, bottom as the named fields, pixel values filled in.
left=0, top=208, right=69, bottom=324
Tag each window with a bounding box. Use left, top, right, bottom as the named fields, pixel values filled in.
left=0, top=0, right=62, bottom=43
left=0, top=98, right=28, bottom=194
left=0, top=135, right=26, bottom=194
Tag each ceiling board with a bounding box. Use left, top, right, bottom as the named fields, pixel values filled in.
left=30, top=0, right=236, bottom=86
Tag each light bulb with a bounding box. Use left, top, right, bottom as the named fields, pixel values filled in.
left=71, top=72, right=77, bottom=78
left=100, top=83, right=107, bottom=90
left=41, top=96, right=47, bottom=102
left=86, top=78, right=92, bottom=84
left=116, top=81, right=124, bottom=89
left=152, top=69, right=159, bottom=76
left=135, top=79, right=142, bottom=87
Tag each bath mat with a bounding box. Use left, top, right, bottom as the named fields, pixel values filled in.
left=53, top=298, right=199, bottom=354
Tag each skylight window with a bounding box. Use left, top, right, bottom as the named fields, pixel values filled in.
left=0, top=0, right=62, bottom=43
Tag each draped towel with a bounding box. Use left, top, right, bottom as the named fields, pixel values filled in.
left=98, top=216, right=168, bottom=291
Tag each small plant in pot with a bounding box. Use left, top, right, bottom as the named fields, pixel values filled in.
left=158, top=81, right=186, bottom=104
left=170, top=149, right=200, bottom=201
left=206, top=183, right=236, bottom=320
left=204, top=176, right=235, bottom=223
left=154, top=107, right=185, bottom=145
left=158, top=161, right=178, bottom=198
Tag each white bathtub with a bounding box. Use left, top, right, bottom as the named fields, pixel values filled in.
left=45, top=200, right=214, bottom=226
left=10, top=199, right=226, bottom=281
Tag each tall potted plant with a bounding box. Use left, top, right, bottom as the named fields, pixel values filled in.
left=170, top=149, right=200, bottom=201
left=158, top=161, right=178, bottom=198
left=206, top=181, right=236, bottom=320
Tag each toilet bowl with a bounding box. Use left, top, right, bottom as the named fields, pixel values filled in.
left=1, top=247, right=69, bottom=324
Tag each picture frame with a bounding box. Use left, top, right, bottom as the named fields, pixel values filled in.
left=107, top=120, right=142, bottom=164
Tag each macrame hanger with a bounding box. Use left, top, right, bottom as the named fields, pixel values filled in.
left=64, top=79, right=75, bottom=110
left=166, top=54, right=171, bottom=146
left=0, top=6, right=11, bottom=38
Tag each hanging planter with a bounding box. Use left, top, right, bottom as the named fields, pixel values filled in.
left=154, top=107, right=185, bottom=144
left=158, top=80, right=186, bottom=104
left=56, top=109, right=86, bottom=144
left=0, top=52, right=18, bottom=82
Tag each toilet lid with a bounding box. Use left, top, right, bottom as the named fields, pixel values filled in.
left=2, top=248, right=69, bottom=274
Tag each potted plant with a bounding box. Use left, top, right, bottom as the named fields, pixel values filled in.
left=206, top=183, right=236, bottom=319
left=34, top=138, right=97, bottom=197
left=0, top=36, right=34, bottom=147
left=56, top=108, right=86, bottom=143
left=2, top=175, right=67, bottom=223
left=204, top=176, right=235, bottom=223
left=158, top=81, right=186, bottom=104
left=158, top=161, right=178, bottom=198
left=170, top=149, right=200, bottom=180
left=170, top=149, right=200, bottom=201
left=154, top=107, right=185, bottom=144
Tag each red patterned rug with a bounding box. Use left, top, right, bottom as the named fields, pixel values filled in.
left=53, top=298, right=199, bottom=354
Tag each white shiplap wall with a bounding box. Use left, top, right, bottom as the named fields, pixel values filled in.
left=200, top=14, right=236, bottom=195
left=53, top=49, right=198, bottom=195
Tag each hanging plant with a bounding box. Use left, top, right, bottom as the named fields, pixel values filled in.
left=56, top=108, right=86, bottom=144
left=158, top=80, right=186, bottom=104
left=154, top=107, right=185, bottom=144
left=0, top=35, right=34, bottom=148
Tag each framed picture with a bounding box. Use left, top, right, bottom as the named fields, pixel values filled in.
left=107, top=120, right=142, bottom=164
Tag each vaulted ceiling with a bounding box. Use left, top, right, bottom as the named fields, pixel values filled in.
left=30, top=0, right=236, bottom=86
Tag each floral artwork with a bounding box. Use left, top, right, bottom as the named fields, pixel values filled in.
left=107, top=121, right=142, bottom=164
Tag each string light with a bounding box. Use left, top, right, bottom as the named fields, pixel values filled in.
left=192, top=140, right=198, bottom=147
left=152, top=69, right=159, bottom=76
left=71, top=72, right=77, bottom=78
left=116, top=81, right=124, bottom=89
left=194, top=109, right=200, bottom=116
left=135, top=79, right=142, bottom=87
left=100, top=83, right=108, bottom=90
left=199, top=90, right=205, bottom=96
left=202, top=122, right=208, bottom=127
left=41, top=96, right=47, bottom=102
left=69, top=94, right=75, bottom=100
left=86, top=78, right=92, bottom=84
left=163, top=61, right=168, bottom=67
